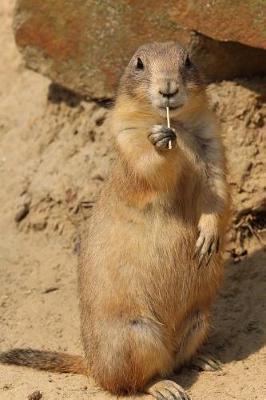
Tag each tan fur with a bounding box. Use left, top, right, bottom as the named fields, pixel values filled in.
left=78, top=42, right=230, bottom=395
left=0, top=42, right=230, bottom=397
left=0, top=349, right=87, bottom=375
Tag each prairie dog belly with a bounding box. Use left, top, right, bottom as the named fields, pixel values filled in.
left=80, top=205, right=222, bottom=330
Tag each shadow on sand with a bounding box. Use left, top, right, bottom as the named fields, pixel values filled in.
left=174, top=247, right=266, bottom=391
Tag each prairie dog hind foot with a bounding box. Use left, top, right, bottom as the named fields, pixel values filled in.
left=190, top=353, right=222, bottom=372
left=147, top=379, right=191, bottom=400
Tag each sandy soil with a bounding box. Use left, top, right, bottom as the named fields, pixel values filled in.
left=0, top=1, right=265, bottom=399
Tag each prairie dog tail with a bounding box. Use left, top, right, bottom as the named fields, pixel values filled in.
left=0, top=348, right=87, bottom=375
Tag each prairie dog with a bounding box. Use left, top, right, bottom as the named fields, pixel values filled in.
left=0, top=42, right=230, bottom=400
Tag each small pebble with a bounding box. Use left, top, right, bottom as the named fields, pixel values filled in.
left=43, top=287, right=59, bottom=294
left=28, top=390, right=42, bottom=400
left=32, top=220, right=47, bottom=231
left=3, top=383, right=12, bottom=390
left=15, top=203, right=30, bottom=222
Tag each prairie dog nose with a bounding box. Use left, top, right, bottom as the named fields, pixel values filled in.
left=158, top=80, right=179, bottom=98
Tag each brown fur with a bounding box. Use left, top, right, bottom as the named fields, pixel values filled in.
left=0, top=42, right=230, bottom=398
left=0, top=349, right=87, bottom=374
left=78, top=42, right=230, bottom=396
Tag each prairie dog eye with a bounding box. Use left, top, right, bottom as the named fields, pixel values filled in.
left=136, top=57, right=144, bottom=70
left=185, top=55, right=192, bottom=68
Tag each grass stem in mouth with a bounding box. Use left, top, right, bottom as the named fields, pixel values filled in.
left=166, top=107, right=172, bottom=149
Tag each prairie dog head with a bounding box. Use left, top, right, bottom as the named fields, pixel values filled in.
left=118, top=41, right=204, bottom=118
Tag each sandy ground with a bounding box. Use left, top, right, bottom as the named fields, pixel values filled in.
left=0, top=1, right=265, bottom=399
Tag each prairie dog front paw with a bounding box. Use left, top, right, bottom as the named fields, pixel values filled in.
left=194, top=216, right=220, bottom=267
left=148, top=125, right=176, bottom=150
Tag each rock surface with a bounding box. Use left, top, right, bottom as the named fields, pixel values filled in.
left=14, top=0, right=266, bottom=97
left=173, top=0, right=266, bottom=50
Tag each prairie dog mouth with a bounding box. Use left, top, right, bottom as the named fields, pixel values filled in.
left=158, top=105, right=181, bottom=110
left=151, top=93, right=186, bottom=113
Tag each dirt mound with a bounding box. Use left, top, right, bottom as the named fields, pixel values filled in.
left=12, top=80, right=266, bottom=253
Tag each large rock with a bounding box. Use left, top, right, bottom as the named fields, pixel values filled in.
left=14, top=0, right=266, bottom=98
left=173, top=0, right=266, bottom=50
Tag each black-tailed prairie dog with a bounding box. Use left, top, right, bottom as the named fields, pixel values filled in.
left=0, top=42, right=230, bottom=400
